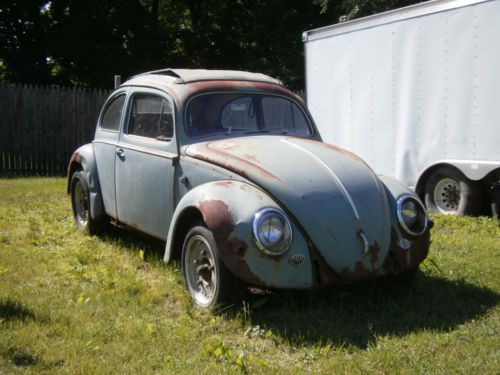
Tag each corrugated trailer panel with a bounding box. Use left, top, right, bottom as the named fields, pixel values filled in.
left=305, top=0, right=500, bottom=189
left=475, top=0, right=500, bottom=160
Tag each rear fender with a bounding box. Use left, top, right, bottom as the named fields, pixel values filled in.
left=164, top=180, right=314, bottom=288
left=67, top=144, right=105, bottom=220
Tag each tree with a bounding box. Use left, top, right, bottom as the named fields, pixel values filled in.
left=0, top=0, right=51, bottom=84
left=0, top=0, right=424, bottom=88
left=315, top=0, right=425, bottom=21
left=46, top=0, right=168, bottom=87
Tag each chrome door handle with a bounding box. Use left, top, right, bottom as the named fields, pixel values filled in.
left=116, top=148, right=124, bottom=156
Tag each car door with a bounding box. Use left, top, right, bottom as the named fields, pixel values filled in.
left=114, top=89, right=177, bottom=239
left=93, top=91, right=128, bottom=219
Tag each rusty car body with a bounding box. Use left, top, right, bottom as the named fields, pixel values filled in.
left=68, top=69, right=431, bottom=309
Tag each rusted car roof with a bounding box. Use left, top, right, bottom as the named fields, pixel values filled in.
left=121, top=69, right=295, bottom=111
left=128, top=68, right=281, bottom=86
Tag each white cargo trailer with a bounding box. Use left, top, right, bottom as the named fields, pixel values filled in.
left=303, top=0, right=500, bottom=216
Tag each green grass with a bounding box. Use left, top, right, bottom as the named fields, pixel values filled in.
left=0, top=178, right=499, bottom=374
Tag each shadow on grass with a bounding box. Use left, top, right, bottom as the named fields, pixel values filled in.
left=0, top=299, right=36, bottom=322
left=2, top=347, right=39, bottom=367
left=248, top=274, right=500, bottom=348
left=97, top=223, right=166, bottom=262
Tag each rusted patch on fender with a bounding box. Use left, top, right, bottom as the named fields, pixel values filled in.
left=189, top=143, right=280, bottom=182
left=227, top=237, right=247, bottom=258
left=197, top=199, right=260, bottom=285
left=382, top=228, right=431, bottom=275
left=67, top=151, right=82, bottom=176
left=340, top=261, right=376, bottom=281
left=339, top=240, right=380, bottom=281
left=242, top=154, right=259, bottom=163
left=340, top=238, right=380, bottom=280
left=213, top=180, right=234, bottom=188
left=198, top=200, right=234, bottom=246
left=239, top=183, right=264, bottom=201
left=69, top=151, right=81, bottom=165
left=308, top=242, right=347, bottom=287
left=367, top=242, right=380, bottom=271
left=67, top=151, right=82, bottom=193
left=222, top=237, right=259, bottom=284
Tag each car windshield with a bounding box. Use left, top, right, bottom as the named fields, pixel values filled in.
left=185, top=93, right=313, bottom=138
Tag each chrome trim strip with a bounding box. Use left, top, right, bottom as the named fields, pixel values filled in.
left=282, top=139, right=361, bottom=220
left=358, top=231, right=370, bottom=255
left=92, top=140, right=177, bottom=159
left=304, top=0, right=490, bottom=42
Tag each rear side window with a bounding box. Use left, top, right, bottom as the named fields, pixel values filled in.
left=128, top=94, right=173, bottom=141
left=100, top=95, right=125, bottom=131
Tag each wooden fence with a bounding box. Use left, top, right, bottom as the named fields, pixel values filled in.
left=0, top=84, right=306, bottom=177
left=0, top=84, right=111, bottom=176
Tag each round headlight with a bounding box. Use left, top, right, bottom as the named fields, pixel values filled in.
left=253, top=208, right=292, bottom=256
left=396, top=195, right=428, bottom=236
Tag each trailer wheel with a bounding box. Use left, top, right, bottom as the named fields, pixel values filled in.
left=424, top=167, right=482, bottom=216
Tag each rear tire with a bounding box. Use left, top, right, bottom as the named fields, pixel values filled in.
left=424, top=167, right=482, bottom=216
left=70, top=171, right=100, bottom=235
left=181, top=225, right=244, bottom=311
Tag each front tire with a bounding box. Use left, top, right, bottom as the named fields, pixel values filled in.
left=181, top=225, right=243, bottom=310
left=70, top=171, right=100, bottom=234
left=424, top=167, right=482, bottom=215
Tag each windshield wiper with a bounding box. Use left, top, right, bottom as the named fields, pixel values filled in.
left=244, top=129, right=289, bottom=135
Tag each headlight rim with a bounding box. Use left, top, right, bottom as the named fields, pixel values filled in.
left=396, top=194, right=428, bottom=236
left=252, top=208, right=293, bottom=256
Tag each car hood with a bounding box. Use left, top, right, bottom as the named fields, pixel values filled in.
left=185, top=136, right=391, bottom=280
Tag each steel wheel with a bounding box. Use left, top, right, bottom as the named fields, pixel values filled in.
left=181, top=225, right=244, bottom=310
left=184, top=234, right=218, bottom=307
left=70, top=171, right=101, bottom=234
left=424, top=167, right=483, bottom=216
left=73, top=177, right=89, bottom=226
left=433, top=177, right=461, bottom=214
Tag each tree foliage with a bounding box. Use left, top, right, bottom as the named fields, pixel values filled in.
left=0, top=0, right=423, bottom=88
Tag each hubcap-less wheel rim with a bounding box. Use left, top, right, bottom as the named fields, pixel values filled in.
left=185, top=234, right=217, bottom=307
left=73, top=180, right=89, bottom=225
left=434, top=178, right=461, bottom=214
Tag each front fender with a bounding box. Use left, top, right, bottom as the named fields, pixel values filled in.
left=67, top=144, right=105, bottom=220
left=164, top=180, right=314, bottom=288
left=378, top=176, right=431, bottom=275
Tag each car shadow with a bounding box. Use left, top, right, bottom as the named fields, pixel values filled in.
left=247, top=274, right=500, bottom=349
left=93, top=226, right=499, bottom=349
left=97, top=223, right=166, bottom=262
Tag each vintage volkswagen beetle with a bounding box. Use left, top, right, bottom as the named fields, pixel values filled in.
left=68, top=69, right=430, bottom=309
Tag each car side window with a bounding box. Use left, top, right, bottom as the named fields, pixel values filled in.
left=128, top=94, right=174, bottom=141
left=100, top=95, right=125, bottom=131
